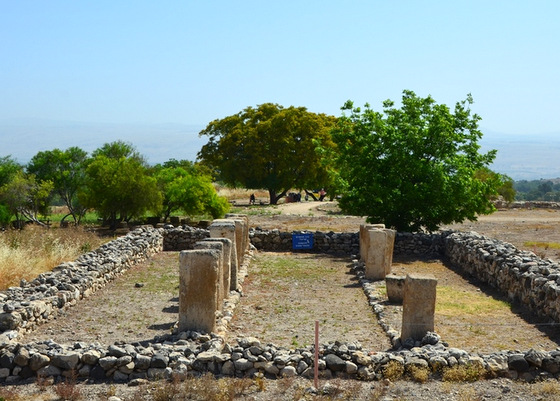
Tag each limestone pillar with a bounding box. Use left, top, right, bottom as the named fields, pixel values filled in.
left=179, top=249, right=220, bottom=333
left=359, top=223, right=385, bottom=263
left=364, top=228, right=396, bottom=280
left=401, top=274, right=437, bottom=341
left=225, top=213, right=249, bottom=258
left=226, top=217, right=245, bottom=268
left=194, top=241, right=224, bottom=310
left=196, top=237, right=232, bottom=302
left=384, top=229, right=396, bottom=275
left=385, top=274, right=405, bottom=303
left=208, top=219, right=239, bottom=291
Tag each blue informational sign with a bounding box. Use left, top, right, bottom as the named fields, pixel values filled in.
left=292, top=233, right=314, bottom=250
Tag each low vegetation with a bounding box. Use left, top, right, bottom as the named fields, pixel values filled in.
left=0, top=225, right=106, bottom=290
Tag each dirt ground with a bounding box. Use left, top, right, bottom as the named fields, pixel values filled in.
left=227, top=252, right=392, bottom=352
left=5, top=202, right=560, bottom=400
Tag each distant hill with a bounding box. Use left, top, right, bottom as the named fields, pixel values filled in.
left=0, top=119, right=206, bottom=165
left=480, top=131, right=560, bottom=180
left=1, top=119, right=559, bottom=180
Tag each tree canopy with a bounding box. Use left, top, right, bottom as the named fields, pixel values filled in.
left=332, top=90, right=499, bottom=232
left=27, top=147, right=89, bottom=224
left=197, top=103, right=337, bottom=204
left=0, top=171, right=53, bottom=226
left=153, top=161, right=229, bottom=221
left=79, top=149, right=162, bottom=230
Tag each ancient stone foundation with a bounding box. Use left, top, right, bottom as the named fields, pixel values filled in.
left=5, top=221, right=560, bottom=383
left=0, top=226, right=163, bottom=335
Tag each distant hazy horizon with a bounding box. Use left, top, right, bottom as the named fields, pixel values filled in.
left=1, top=118, right=558, bottom=182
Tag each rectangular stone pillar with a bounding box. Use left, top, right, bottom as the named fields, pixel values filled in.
left=385, top=274, right=405, bottom=303
left=359, top=223, right=385, bottom=263
left=364, top=228, right=396, bottom=280
left=208, top=219, right=239, bottom=291
left=401, top=274, right=437, bottom=341
left=179, top=249, right=221, bottom=333
left=225, top=213, right=249, bottom=258
left=194, top=241, right=224, bottom=310
left=196, top=237, right=232, bottom=302
left=385, top=229, right=396, bottom=275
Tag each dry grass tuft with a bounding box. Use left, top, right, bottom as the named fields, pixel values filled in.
left=54, top=371, right=82, bottom=401
left=407, top=365, right=430, bottom=383
left=531, top=379, right=560, bottom=399
left=442, top=363, right=486, bottom=382
left=0, top=225, right=106, bottom=290
left=149, top=373, right=262, bottom=401
left=383, top=360, right=405, bottom=381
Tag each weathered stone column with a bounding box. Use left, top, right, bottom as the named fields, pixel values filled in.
left=225, top=217, right=245, bottom=269
left=359, top=223, right=385, bottom=263
left=179, top=249, right=220, bottom=333
left=208, top=219, right=239, bottom=291
left=401, top=274, right=437, bottom=341
left=194, top=241, right=224, bottom=310
left=364, top=228, right=396, bottom=280
left=225, top=213, right=249, bottom=258
left=385, top=274, right=405, bottom=303
left=195, top=237, right=232, bottom=302
left=384, top=229, right=396, bottom=275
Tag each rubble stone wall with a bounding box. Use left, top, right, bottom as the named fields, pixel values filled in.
left=0, top=226, right=163, bottom=336
left=3, top=225, right=560, bottom=383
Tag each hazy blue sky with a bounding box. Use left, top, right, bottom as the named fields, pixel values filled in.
left=1, top=1, right=559, bottom=178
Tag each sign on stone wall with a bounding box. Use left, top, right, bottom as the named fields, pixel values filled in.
left=292, top=233, right=314, bottom=250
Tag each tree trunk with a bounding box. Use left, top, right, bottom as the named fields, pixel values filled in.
left=60, top=213, right=73, bottom=227
left=109, top=212, right=118, bottom=230
left=268, top=189, right=288, bottom=205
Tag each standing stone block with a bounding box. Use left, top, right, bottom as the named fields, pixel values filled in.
left=223, top=217, right=245, bottom=269
left=179, top=249, right=220, bottom=333
left=363, top=228, right=396, bottom=280
left=209, top=220, right=239, bottom=291
left=194, top=241, right=224, bottom=310
left=196, top=237, right=232, bottom=301
left=225, top=213, right=250, bottom=258
left=359, top=223, right=385, bottom=263
left=401, top=274, right=437, bottom=341
left=385, top=274, right=405, bottom=303
left=384, top=229, right=396, bottom=275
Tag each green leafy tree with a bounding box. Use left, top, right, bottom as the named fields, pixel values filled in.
left=0, top=203, right=10, bottom=227
left=91, top=140, right=146, bottom=165
left=27, top=147, right=89, bottom=225
left=474, top=168, right=515, bottom=203
left=198, top=103, right=337, bottom=204
left=79, top=154, right=161, bottom=230
left=153, top=162, right=229, bottom=221
left=0, top=156, right=23, bottom=226
left=332, top=90, right=499, bottom=232
left=0, top=171, right=53, bottom=227
left=0, top=156, right=22, bottom=187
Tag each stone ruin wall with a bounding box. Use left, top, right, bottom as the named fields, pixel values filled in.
left=0, top=226, right=163, bottom=335
left=2, top=224, right=560, bottom=383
